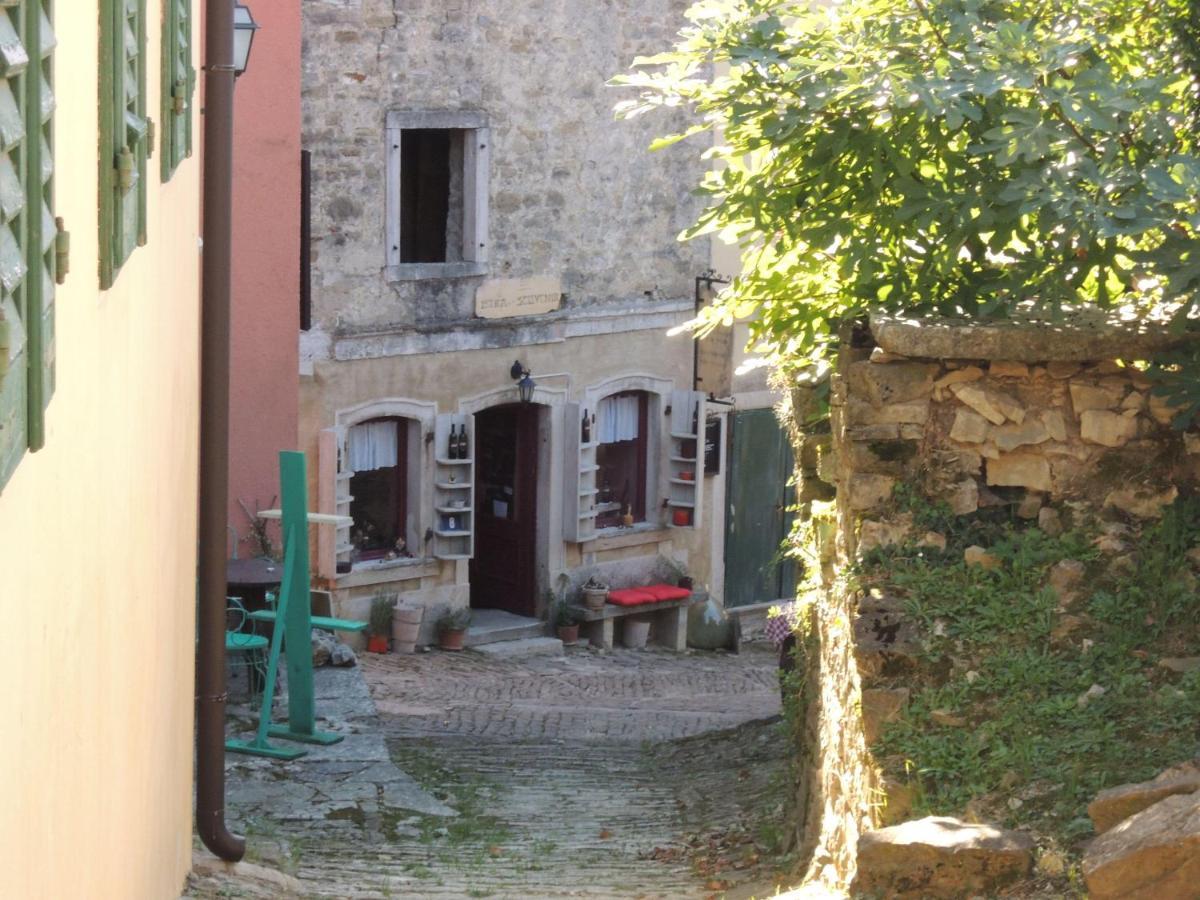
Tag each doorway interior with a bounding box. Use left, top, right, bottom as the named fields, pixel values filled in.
left=470, top=403, right=539, bottom=617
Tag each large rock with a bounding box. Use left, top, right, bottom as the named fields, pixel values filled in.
left=987, top=452, right=1053, bottom=492
left=1083, top=792, right=1200, bottom=900
left=993, top=419, right=1051, bottom=452
left=949, top=409, right=991, bottom=443
left=1071, top=381, right=1126, bottom=414
left=847, top=359, right=938, bottom=406
left=848, top=474, right=897, bottom=511
left=853, top=816, right=1034, bottom=898
left=1088, top=760, right=1200, bottom=834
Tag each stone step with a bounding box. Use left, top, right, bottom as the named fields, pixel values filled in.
left=464, top=608, right=547, bottom=647
left=471, top=637, right=564, bottom=659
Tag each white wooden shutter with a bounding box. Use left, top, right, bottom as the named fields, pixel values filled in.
left=563, top=401, right=597, bottom=542
left=666, top=390, right=705, bottom=529
left=433, top=412, right=475, bottom=559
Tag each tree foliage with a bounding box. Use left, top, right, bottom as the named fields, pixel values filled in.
left=615, top=0, right=1200, bottom=369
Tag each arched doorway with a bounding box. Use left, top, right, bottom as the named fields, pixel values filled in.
left=470, top=402, right=539, bottom=616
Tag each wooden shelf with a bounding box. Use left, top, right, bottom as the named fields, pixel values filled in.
left=435, top=529, right=472, bottom=538
left=670, top=431, right=699, bottom=440
left=670, top=455, right=697, bottom=464
left=667, top=500, right=695, bottom=509
left=436, top=553, right=472, bottom=560
left=435, top=457, right=473, bottom=466
left=435, top=505, right=472, bottom=515
left=669, top=478, right=697, bottom=486
left=435, top=481, right=472, bottom=490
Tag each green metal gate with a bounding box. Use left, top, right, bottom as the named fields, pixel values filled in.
left=723, top=408, right=797, bottom=608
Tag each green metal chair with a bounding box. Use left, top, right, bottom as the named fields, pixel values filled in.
left=226, top=596, right=269, bottom=702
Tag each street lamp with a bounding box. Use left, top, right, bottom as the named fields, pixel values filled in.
left=510, top=360, right=535, bottom=404
left=233, top=3, right=260, bottom=77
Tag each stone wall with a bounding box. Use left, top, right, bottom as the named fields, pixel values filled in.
left=301, top=0, right=708, bottom=338
left=831, top=313, right=1197, bottom=560
left=781, top=312, right=1199, bottom=890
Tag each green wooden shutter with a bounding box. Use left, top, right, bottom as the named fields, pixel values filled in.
left=0, top=0, right=30, bottom=488
left=160, top=0, right=192, bottom=181
left=24, top=0, right=53, bottom=450
left=99, top=0, right=146, bottom=290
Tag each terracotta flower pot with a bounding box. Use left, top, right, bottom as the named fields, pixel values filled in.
left=438, top=628, right=466, bottom=651
left=392, top=605, right=424, bottom=654
left=557, top=624, right=580, bottom=646
left=366, top=634, right=390, bottom=654
left=583, top=588, right=608, bottom=610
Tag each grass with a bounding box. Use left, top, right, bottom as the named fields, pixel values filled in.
left=862, top=498, right=1200, bottom=849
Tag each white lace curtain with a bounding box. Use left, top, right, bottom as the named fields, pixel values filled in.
left=348, top=421, right=399, bottom=472
left=597, top=395, right=639, bottom=444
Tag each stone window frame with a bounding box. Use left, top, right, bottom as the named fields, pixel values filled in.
left=334, top=397, right=437, bottom=575
left=385, top=110, right=490, bottom=282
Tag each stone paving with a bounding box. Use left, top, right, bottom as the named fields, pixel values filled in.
left=185, top=643, right=788, bottom=899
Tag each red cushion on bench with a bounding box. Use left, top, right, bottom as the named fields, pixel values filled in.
left=608, top=588, right=658, bottom=606
left=644, top=583, right=691, bottom=601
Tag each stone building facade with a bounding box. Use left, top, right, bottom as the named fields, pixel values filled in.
left=299, top=0, right=741, bottom=635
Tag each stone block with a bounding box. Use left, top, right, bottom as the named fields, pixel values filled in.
left=862, top=687, right=909, bottom=743
left=1047, top=361, right=1081, bottom=379
left=1083, top=792, right=1200, bottom=900
left=950, top=382, right=1025, bottom=425
left=1016, top=492, right=1043, bottom=519
left=993, top=419, right=1050, bottom=453
left=949, top=409, right=990, bottom=444
left=988, top=360, right=1029, bottom=378
left=1071, top=381, right=1126, bottom=415
left=1080, top=409, right=1140, bottom=447
left=946, top=478, right=979, bottom=515
left=854, top=816, right=1034, bottom=899
left=987, top=452, right=1052, bottom=492
left=1104, top=485, right=1178, bottom=519
left=846, top=424, right=901, bottom=441
left=858, top=517, right=913, bottom=552
left=848, top=474, right=896, bottom=511
left=847, top=398, right=929, bottom=426
left=1148, top=393, right=1183, bottom=426
left=1040, top=408, right=1068, bottom=442
left=964, top=546, right=1000, bottom=569
left=1038, top=507, right=1064, bottom=536
left=933, top=366, right=984, bottom=390
left=846, top=360, right=938, bottom=406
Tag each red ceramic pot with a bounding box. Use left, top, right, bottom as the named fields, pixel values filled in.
left=366, top=634, right=390, bottom=653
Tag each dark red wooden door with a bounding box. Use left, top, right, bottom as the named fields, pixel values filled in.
left=470, top=404, right=538, bottom=616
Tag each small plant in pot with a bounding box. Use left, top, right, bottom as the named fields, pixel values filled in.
left=554, top=597, right=582, bottom=646
left=436, top=607, right=472, bottom=651
left=580, top=575, right=609, bottom=610
left=367, top=594, right=396, bottom=653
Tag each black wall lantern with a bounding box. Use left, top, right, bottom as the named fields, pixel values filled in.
left=510, top=360, right=535, bottom=404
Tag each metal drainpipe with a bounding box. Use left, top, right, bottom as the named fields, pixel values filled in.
left=196, top=0, right=245, bottom=862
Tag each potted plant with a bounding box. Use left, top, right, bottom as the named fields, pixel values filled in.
left=554, top=598, right=582, bottom=645
left=436, top=607, right=472, bottom=651
left=581, top=576, right=609, bottom=610
left=367, top=594, right=396, bottom=653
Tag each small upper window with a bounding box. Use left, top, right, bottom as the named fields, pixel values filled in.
left=595, top=392, right=649, bottom=529
left=386, top=111, right=489, bottom=281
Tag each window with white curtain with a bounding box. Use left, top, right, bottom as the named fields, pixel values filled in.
left=348, top=417, right=410, bottom=561
left=595, top=391, right=648, bottom=528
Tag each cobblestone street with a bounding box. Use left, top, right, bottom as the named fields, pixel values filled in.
left=187, top=644, right=790, bottom=899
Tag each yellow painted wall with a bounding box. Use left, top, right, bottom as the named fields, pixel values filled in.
left=0, top=7, right=200, bottom=898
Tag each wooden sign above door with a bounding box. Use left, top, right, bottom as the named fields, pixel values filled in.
left=475, top=277, right=563, bottom=319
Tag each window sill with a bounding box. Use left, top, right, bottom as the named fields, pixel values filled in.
left=385, top=261, right=488, bottom=282
left=336, top=556, right=438, bottom=589
left=589, top=524, right=671, bottom=552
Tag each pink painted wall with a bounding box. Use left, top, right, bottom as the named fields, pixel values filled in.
left=228, top=1, right=301, bottom=559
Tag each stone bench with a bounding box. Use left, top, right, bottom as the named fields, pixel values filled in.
left=569, top=596, right=691, bottom=651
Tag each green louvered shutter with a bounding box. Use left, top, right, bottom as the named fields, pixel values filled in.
left=0, top=0, right=30, bottom=489
left=99, top=0, right=146, bottom=290
left=160, top=0, right=192, bottom=181
left=25, top=0, right=53, bottom=450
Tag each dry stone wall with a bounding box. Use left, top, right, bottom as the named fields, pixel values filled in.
left=829, top=317, right=1199, bottom=559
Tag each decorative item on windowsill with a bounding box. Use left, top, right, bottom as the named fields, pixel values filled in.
left=678, top=470, right=695, bottom=482
left=436, top=607, right=472, bottom=651
left=367, top=594, right=397, bottom=653
left=673, top=508, right=692, bottom=527
left=551, top=592, right=581, bottom=646
left=581, top=575, right=609, bottom=610
left=621, top=505, right=634, bottom=528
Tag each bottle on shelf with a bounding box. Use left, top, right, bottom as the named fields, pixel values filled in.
left=447, top=424, right=459, bottom=460
left=691, top=402, right=699, bottom=436
left=581, top=408, right=590, bottom=443
left=457, top=423, right=469, bottom=459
